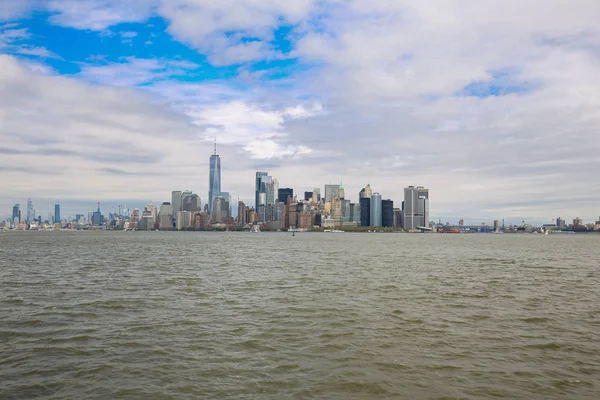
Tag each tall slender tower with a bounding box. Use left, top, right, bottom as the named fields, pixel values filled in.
left=26, top=198, right=34, bottom=224
left=209, top=139, right=221, bottom=213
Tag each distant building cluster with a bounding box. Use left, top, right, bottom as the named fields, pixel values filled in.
left=3, top=144, right=600, bottom=233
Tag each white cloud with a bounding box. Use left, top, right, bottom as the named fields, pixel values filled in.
left=158, top=0, right=315, bottom=64
left=187, top=100, right=319, bottom=159
left=78, top=57, right=199, bottom=86
left=0, top=55, right=210, bottom=212
left=0, top=1, right=36, bottom=22
left=46, top=0, right=156, bottom=30
left=14, top=45, right=60, bottom=58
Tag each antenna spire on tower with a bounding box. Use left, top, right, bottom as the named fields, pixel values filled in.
left=213, top=137, right=217, bottom=155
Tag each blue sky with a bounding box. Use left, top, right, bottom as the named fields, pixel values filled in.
left=1, top=0, right=600, bottom=224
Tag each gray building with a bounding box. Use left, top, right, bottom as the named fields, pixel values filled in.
left=212, top=196, right=227, bottom=223
left=342, top=199, right=351, bottom=222
left=370, top=193, right=382, bottom=227
left=159, top=202, right=173, bottom=230
left=26, top=198, right=34, bottom=224
left=403, top=186, right=429, bottom=230
left=171, top=191, right=183, bottom=214
left=324, top=184, right=339, bottom=203
left=182, top=193, right=200, bottom=212
left=54, top=204, right=60, bottom=224
left=349, top=202, right=361, bottom=223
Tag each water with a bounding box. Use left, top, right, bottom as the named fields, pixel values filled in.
left=1, top=231, right=599, bottom=399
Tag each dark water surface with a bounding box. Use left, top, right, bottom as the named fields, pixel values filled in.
left=1, top=231, right=599, bottom=399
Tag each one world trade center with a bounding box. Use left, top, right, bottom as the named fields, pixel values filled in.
left=209, top=141, right=221, bottom=213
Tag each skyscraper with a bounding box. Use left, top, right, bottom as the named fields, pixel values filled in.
left=371, top=193, right=382, bottom=227
left=359, top=185, right=372, bottom=226
left=182, top=193, right=201, bottom=212
left=237, top=201, right=247, bottom=226
left=382, top=199, right=394, bottom=227
left=338, top=182, right=345, bottom=199
left=255, top=171, right=269, bottom=209
left=26, top=198, right=34, bottom=224
left=403, top=186, right=429, bottom=230
left=360, top=197, right=371, bottom=226
left=212, top=195, right=227, bottom=223
left=12, top=204, right=20, bottom=223
left=171, top=191, right=183, bottom=214
left=324, top=184, right=339, bottom=203
left=349, top=203, right=361, bottom=223
left=54, top=204, right=60, bottom=224
left=278, top=188, right=293, bottom=204
left=209, top=141, right=221, bottom=213
left=265, top=179, right=278, bottom=207
left=159, top=202, right=173, bottom=230
left=359, top=184, right=373, bottom=199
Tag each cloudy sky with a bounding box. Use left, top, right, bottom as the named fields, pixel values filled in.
left=1, top=0, right=599, bottom=224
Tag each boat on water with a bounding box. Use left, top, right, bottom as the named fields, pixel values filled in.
left=251, top=225, right=261, bottom=233
left=324, top=229, right=345, bottom=233
left=437, top=229, right=460, bottom=233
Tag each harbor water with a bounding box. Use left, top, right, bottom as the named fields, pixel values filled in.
left=1, top=231, right=599, bottom=399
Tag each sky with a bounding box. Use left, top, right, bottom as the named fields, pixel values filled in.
left=1, top=0, right=600, bottom=225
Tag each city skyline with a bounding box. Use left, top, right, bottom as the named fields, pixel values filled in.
left=2, top=2, right=600, bottom=222
left=2, top=146, right=597, bottom=228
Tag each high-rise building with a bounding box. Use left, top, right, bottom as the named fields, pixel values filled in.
left=304, top=191, right=313, bottom=201
left=264, top=179, right=278, bottom=207
left=324, top=184, right=339, bottom=203
left=12, top=204, right=20, bottom=223
left=360, top=197, right=371, bottom=226
left=311, top=189, right=319, bottom=204
left=556, top=217, right=566, bottom=228
left=493, top=220, right=500, bottom=232
left=359, top=184, right=373, bottom=199
left=131, top=209, right=140, bottom=224
left=371, top=193, right=382, bottom=227
left=573, top=217, right=583, bottom=227
left=342, top=199, right=351, bottom=222
left=182, top=193, right=200, bottom=212
left=209, top=142, right=221, bottom=213
left=193, top=212, right=208, bottom=230
left=212, top=196, right=227, bottom=223
left=403, top=186, right=429, bottom=230
left=331, top=196, right=343, bottom=226
left=218, top=192, right=231, bottom=217
left=159, top=202, right=173, bottom=230
left=237, top=201, right=247, bottom=226
left=393, top=208, right=402, bottom=228
left=171, top=191, right=183, bottom=214
left=278, top=188, right=293, bottom=204
left=92, top=211, right=102, bottom=226
left=26, top=198, right=34, bottom=224
left=145, top=204, right=157, bottom=225
left=54, top=204, right=60, bottom=224
left=176, top=211, right=192, bottom=230
left=338, top=182, right=345, bottom=199
left=382, top=199, right=393, bottom=227
left=255, top=171, right=269, bottom=209
left=349, top=203, right=361, bottom=223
